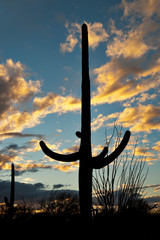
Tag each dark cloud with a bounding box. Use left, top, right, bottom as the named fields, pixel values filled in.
left=0, top=136, right=47, bottom=172
left=34, top=182, right=45, bottom=189
left=145, top=196, right=160, bottom=204
left=0, top=180, right=47, bottom=202
left=0, top=179, right=78, bottom=203
left=0, top=144, right=24, bottom=155
left=53, top=184, right=71, bottom=190
left=53, top=184, right=64, bottom=189
left=0, top=132, right=44, bottom=139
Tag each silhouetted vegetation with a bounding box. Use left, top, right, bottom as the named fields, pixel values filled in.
left=38, top=192, right=80, bottom=216
left=0, top=156, right=159, bottom=238
left=92, top=133, right=150, bottom=216
left=0, top=190, right=159, bottom=239
left=0, top=159, right=159, bottom=239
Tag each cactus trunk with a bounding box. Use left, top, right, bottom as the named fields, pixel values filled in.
left=79, top=23, right=92, bottom=220
left=4, top=163, right=15, bottom=217
left=10, top=163, right=15, bottom=213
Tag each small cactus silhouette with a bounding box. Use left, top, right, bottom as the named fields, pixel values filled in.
left=40, top=23, right=131, bottom=220
left=4, top=163, right=15, bottom=216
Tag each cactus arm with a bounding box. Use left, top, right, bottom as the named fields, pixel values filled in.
left=40, top=141, right=79, bottom=162
left=75, top=131, right=81, bottom=138
left=92, top=146, right=108, bottom=161
left=92, top=130, right=131, bottom=169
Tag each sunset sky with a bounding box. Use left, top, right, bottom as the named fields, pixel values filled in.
left=0, top=0, right=160, bottom=204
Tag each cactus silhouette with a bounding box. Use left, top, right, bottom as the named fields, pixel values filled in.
left=4, top=163, right=15, bottom=216
left=40, top=23, right=131, bottom=220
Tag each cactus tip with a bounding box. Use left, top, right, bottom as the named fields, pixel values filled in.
left=39, top=140, right=45, bottom=147
left=124, top=130, right=131, bottom=140
left=82, top=23, right=88, bottom=32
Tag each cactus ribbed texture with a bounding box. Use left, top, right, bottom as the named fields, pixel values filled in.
left=40, top=23, right=131, bottom=221
left=4, top=163, right=15, bottom=216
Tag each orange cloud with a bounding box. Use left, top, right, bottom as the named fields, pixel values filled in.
left=135, top=147, right=153, bottom=157
left=152, top=141, right=160, bottom=152
left=90, top=104, right=160, bottom=135
left=92, top=144, right=104, bottom=157
left=106, top=15, right=160, bottom=59
left=0, top=93, right=80, bottom=138
left=60, top=21, right=108, bottom=53
left=118, top=104, right=160, bottom=133
left=0, top=59, right=40, bottom=115
left=107, top=21, right=149, bottom=58
left=93, top=0, right=160, bottom=106
left=61, top=145, right=79, bottom=154
left=87, top=22, right=109, bottom=49
left=15, top=161, right=53, bottom=172
left=91, top=113, right=118, bottom=132
left=122, top=0, right=160, bottom=18
left=53, top=161, right=79, bottom=172
left=60, top=33, right=78, bottom=53
left=0, top=59, right=77, bottom=138
left=92, top=56, right=160, bottom=105
left=109, top=0, right=160, bottom=60
left=33, top=92, right=80, bottom=115
left=0, top=59, right=42, bottom=136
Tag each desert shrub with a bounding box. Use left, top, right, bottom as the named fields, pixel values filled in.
left=39, top=192, right=80, bottom=217
left=92, top=127, right=150, bottom=215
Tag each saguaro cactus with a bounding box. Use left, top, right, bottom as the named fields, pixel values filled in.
left=40, top=23, right=131, bottom=220
left=4, top=163, right=15, bottom=216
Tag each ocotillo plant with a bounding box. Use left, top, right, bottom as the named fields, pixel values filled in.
left=4, top=163, right=15, bottom=216
left=40, top=23, right=131, bottom=220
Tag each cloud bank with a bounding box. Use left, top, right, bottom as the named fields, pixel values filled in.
left=1, top=0, right=160, bottom=172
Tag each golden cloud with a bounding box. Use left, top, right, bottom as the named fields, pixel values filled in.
left=92, top=56, right=160, bottom=105
left=91, top=113, right=119, bottom=132
left=53, top=161, right=79, bottom=172
left=101, top=0, right=160, bottom=107
left=135, top=147, right=153, bottom=157
left=90, top=104, right=160, bottom=135
left=87, top=22, right=109, bottom=49
left=0, top=59, right=42, bottom=136
left=0, top=93, right=80, bottom=137
left=60, top=33, right=78, bottom=53
left=0, top=59, right=40, bottom=115
left=33, top=92, right=80, bottom=115
left=0, top=153, right=24, bottom=170
left=152, top=141, right=160, bottom=152
left=122, top=0, right=160, bottom=18
left=109, top=0, right=160, bottom=60
left=61, top=145, right=79, bottom=154
left=92, top=144, right=104, bottom=157
left=15, top=161, right=53, bottom=172
left=118, top=104, right=160, bottom=133
left=107, top=21, right=149, bottom=58
left=106, top=16, right=160, bottom=59
left=60, top=21, right=108, bottom=53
